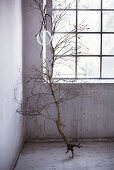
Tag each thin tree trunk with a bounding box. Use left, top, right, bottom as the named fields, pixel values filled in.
left=48, top=78, right=82, bottom=158
left=49, top=78, right=69, bottom=146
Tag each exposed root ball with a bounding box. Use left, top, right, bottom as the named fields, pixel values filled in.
left=66, top=143, right=82, bottom=158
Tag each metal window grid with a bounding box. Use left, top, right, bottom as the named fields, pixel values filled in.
left=52, top=0, right=114, bottom=80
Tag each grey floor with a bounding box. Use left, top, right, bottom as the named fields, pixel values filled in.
left=14, top=142, right=114, bottom=170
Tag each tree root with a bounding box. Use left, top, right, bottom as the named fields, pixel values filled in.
left=66, top=143, right=82, bottom=158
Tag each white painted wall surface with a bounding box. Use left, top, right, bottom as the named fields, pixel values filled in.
left=23, top=0, right=114, bottom=141
left=0, top=0, right=24, bottom=170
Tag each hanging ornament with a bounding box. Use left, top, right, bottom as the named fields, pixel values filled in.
left=37, top=30, right=52, bottom=45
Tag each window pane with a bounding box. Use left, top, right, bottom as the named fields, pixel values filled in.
left=52, top=11, right=76, bottom=32
left=52, top=33, right=76, bottom=55
left=52, top=0, right=76, bottom=9
left=103, top=0, right=114, bottom=9
left=78, top=11, right=101, bottom=32
left=77, top=34, right=100, bottom=55
left=77, top=57, right=100, bottom=78
left=103, top=12, right=114, bottom=32
left=78, top=0, right=101, bottom=9
left=102, top=34, right=114, bottom=55
left=53, top=57, right=75, bottom=78
left=102, top=57, right=114, bottom=78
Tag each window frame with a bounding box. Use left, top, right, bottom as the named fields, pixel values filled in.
left=51, top=0, right=114, bottom=83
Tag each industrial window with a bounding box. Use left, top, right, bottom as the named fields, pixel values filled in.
left=51, top=0, right=114, bottom=82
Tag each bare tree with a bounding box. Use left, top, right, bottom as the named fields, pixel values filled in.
left=16, top=0, right=89, bottom=158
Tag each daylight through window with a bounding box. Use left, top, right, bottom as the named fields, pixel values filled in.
left=51, top=0, right=114, bottom=81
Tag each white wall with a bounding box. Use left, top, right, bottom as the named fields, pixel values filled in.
left=23, top=0, right=114, bottom=141
left=0, top=0, right=24, bottom=170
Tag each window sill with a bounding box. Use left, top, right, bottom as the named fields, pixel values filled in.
left=52, top=78, right=114, bottom=83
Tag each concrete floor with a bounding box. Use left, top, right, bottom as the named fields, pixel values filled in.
left=14, top=142, right=114, bottom=170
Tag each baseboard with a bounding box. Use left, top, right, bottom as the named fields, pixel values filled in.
left=10, top=140, right=24, bottom=170
left=25, top=137, right=114, bottom=143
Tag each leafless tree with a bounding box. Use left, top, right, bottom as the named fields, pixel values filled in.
left=16, top=0, right=89, bottom=158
